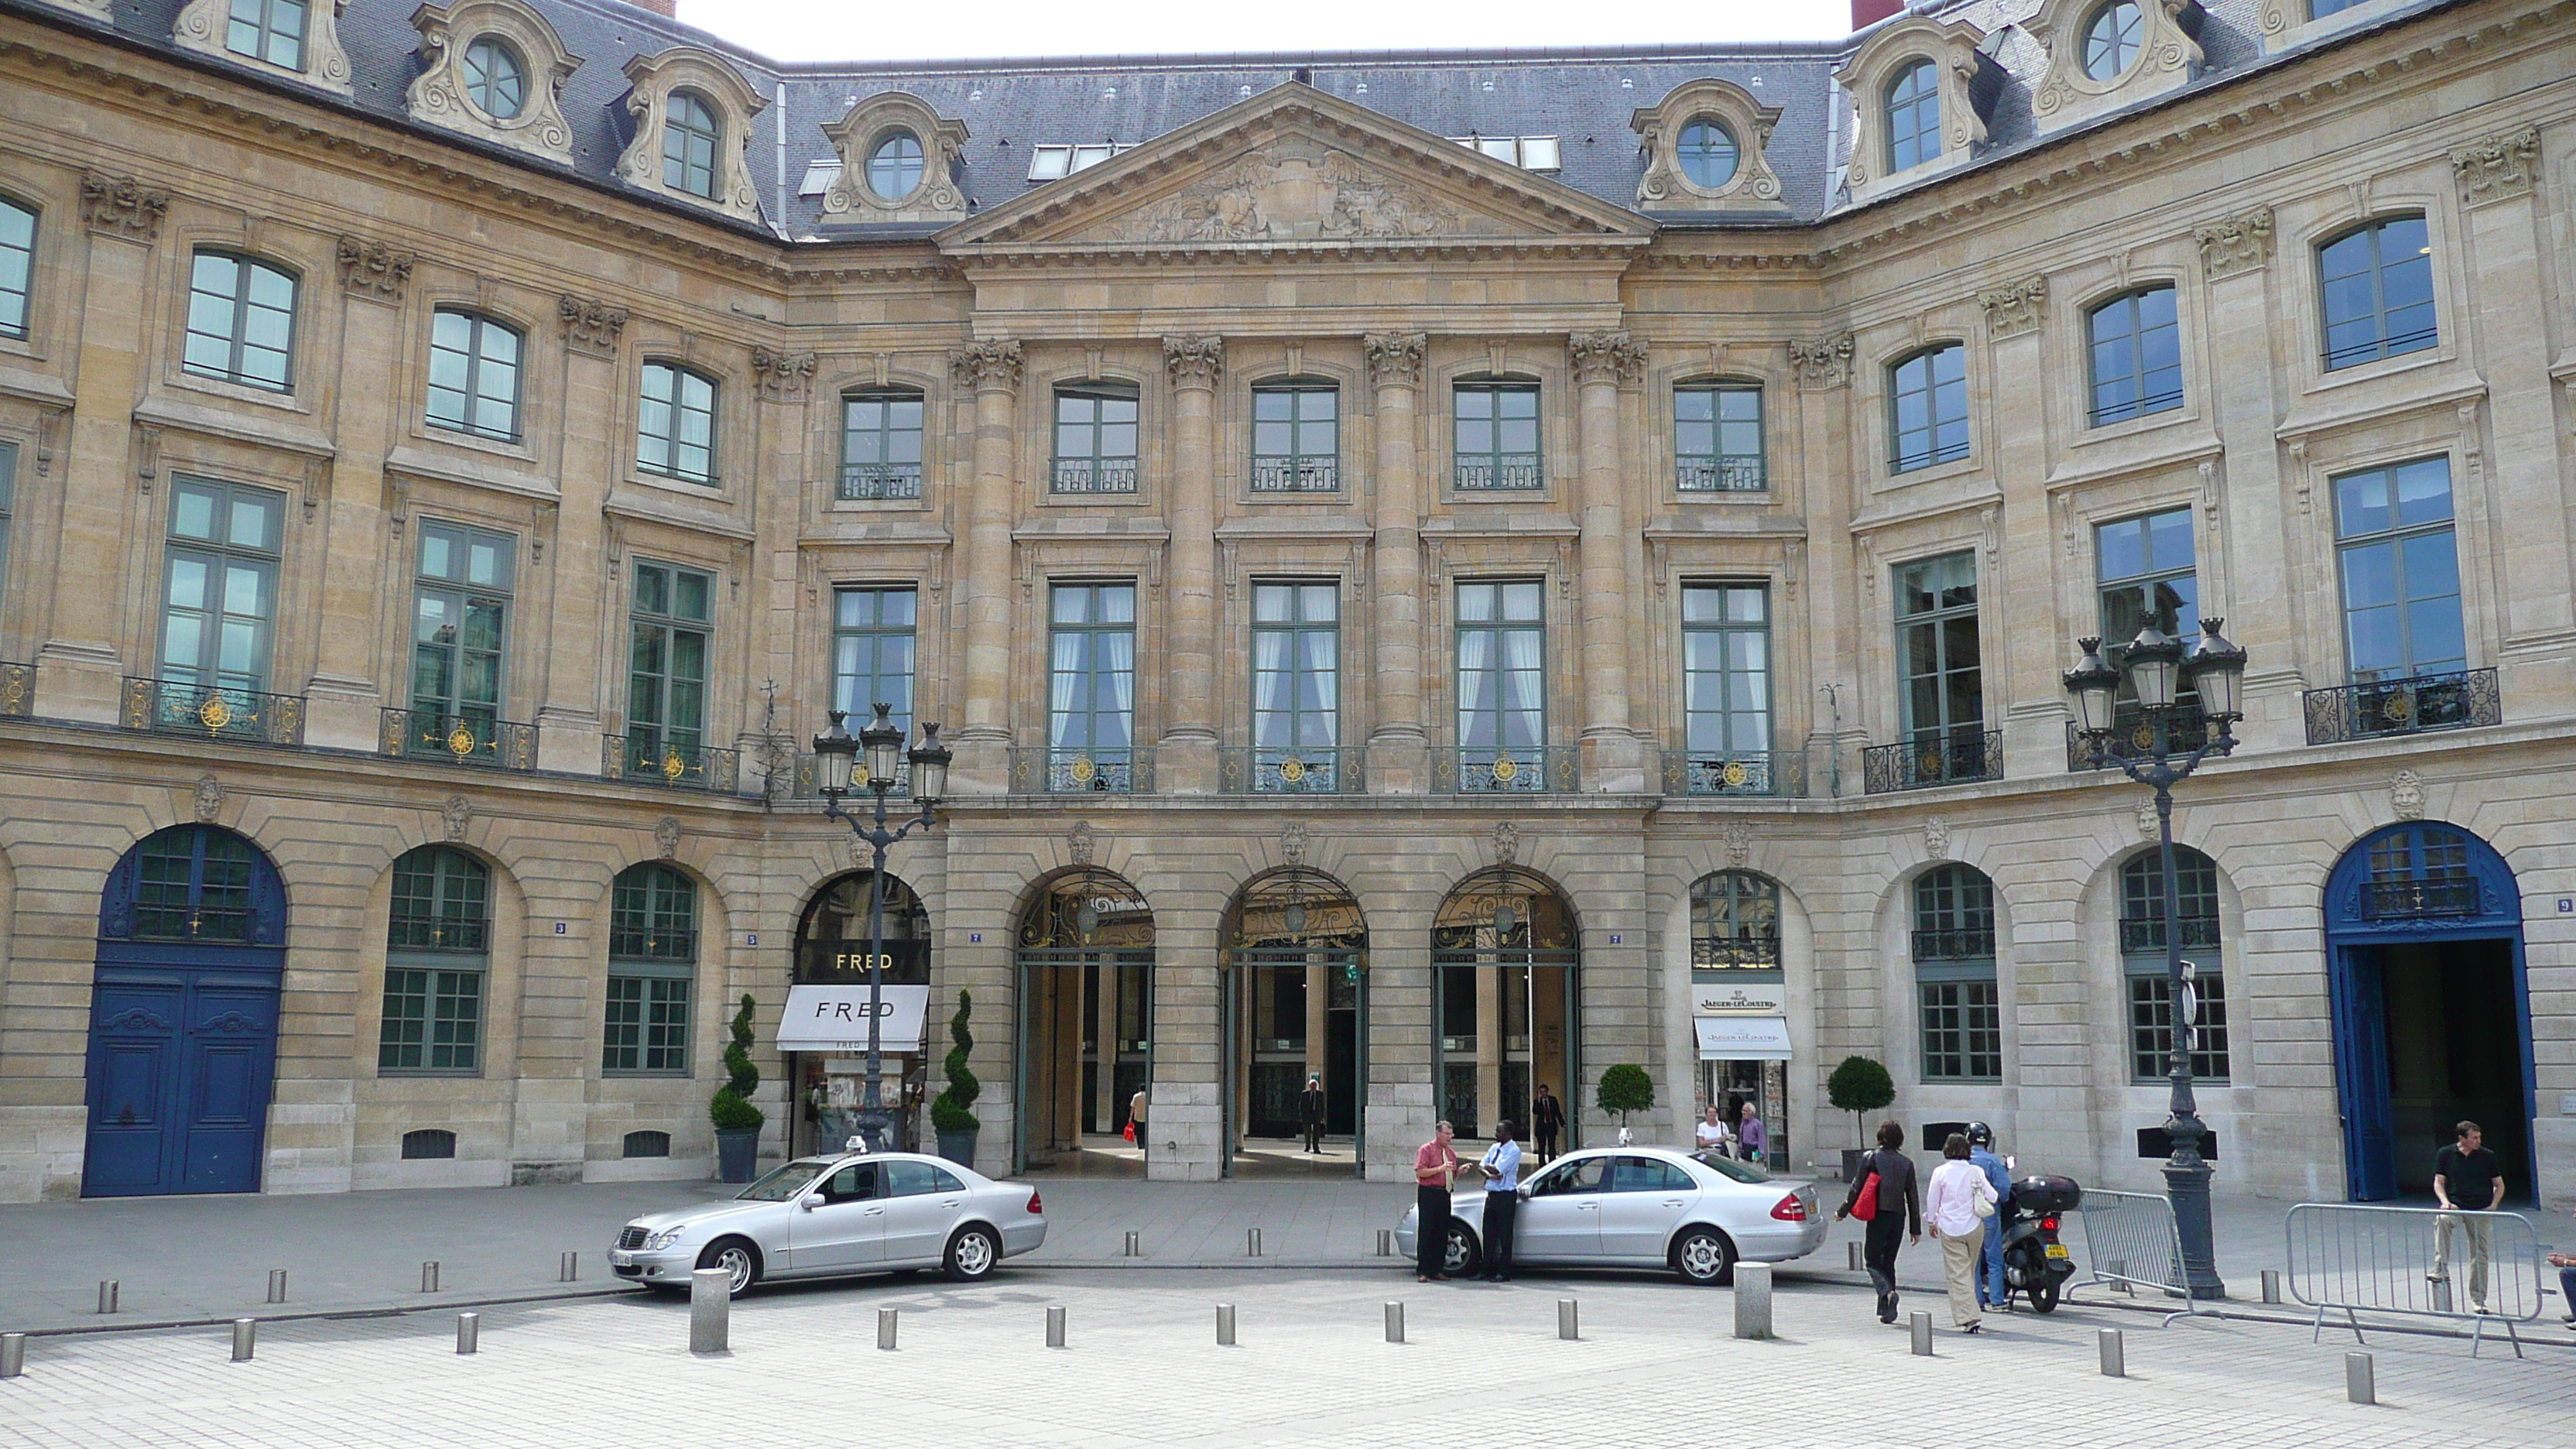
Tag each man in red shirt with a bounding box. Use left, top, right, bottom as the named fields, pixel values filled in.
left=1414, top=1122, right=1468, bottom=1283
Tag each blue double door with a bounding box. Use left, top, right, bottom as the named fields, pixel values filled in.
left=82, top=950, right=283, bottom=1197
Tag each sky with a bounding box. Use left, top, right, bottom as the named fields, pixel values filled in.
left=677, top=0, right=1866, bottom=65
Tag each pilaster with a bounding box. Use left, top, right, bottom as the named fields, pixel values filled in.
left=301, top=238, right=418, bottom=750
left=532, top=293, right=623, bottom=772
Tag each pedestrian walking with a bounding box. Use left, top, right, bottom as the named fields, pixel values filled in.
left=1414, top=1121, right=1469, bottom=1283
left=1926, top=1132, right=1999, bottom=1333
left=1835, top=1120, right=1921, bottom=1324
left=1478, top=1120, right=1523, bottom=1283
left=1530, top=1084, right=1565, bottom=1163
left=1736, top=1101, right=1767, bottom=1164
left=1694, top=1105, right=1734, bottom=1155
left=2547, top=1200, right=2575, bottom=1327
left=1128, top=1088, right=1149, bottom=1162
left=1300, top=1074, right=1326, bottom=1153
left=2430, top=1119, right=2506, bottom=1310
left=1967, top=1122, right=2012, bottom=1310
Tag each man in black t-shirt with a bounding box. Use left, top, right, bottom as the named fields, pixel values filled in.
left=2430, top=1120, right=2506, bottom=1310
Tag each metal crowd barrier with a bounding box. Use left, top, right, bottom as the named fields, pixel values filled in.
left=2283, top=1203, right=2544, bottom=1358
left=2067, top=1187, right=2218, bottom=1327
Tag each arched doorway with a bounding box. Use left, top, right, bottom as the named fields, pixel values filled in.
left=787, top=871, right=932, bottom=1156
left=1688, top=869, right=1788, bottom=1169
left=1221, top=869, right=1368, bottom=1178
left=1014, top=869, right=1153, bottom=1173
left=2325, top=822, right=2531, bottom=1202
left=84, top=824, right=288, bottom=1197
left=1431, top=867, right=1577, bottom=1146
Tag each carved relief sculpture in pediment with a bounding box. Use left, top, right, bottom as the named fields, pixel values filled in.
left=1631, top=78, right=1787, bottom=212
left=822, top=92, right=970, bottom=224
left=614, top=46, right=769, bottom=224
left=1835, top=15, right=1990, bottom=201
left=1091, top=137, right=1485, bottom=245
left=174, top=0, right=355, bottom=97
left=406, top=1, right=583, bottom=166
left=2026, top=0, right=2202, bottom=135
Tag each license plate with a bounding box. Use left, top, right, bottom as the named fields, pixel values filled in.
left=2044, top=1244, right=2070, bottom=1259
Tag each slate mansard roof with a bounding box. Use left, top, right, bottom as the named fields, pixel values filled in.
left=7, top=0, right=2476, bottom=243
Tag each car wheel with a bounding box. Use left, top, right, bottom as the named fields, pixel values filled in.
left=1442, top=1224, right=1483, bottom=1279
left=1671, top=1228, right=1735, bottom=1286
left=945, top=1225, right=1001, bottom=1282
left=697, top=1238, right=761, bottom=1297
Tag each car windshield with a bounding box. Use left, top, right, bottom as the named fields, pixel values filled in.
left=735, top=1158, right=835, bottom=1201
left=1690, top=1151, right=1774, bottom=1184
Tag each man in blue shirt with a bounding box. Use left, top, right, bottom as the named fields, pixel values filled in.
left=1478, top=1119, right=1525, bottom=1283
left=1968, top=1122, right=2012, bottom=1310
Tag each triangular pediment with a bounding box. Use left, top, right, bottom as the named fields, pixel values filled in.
left=940, top=84, right=1652, bottom=252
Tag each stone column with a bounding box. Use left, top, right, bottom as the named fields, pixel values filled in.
left=302, top=238, right=416, bottom=751
left=1475, top=966, right=1503, bottom=1140
left=949, top=341, right=1023, bottom=793
left=1159, top=335, right=1224, bottom=793
left=530, top=295, right=626, bottom=773
left=1363, top=333, right=1429, bottom=793
left=1304, top=959, right=1328, bottom=1112
left=1568, top=331, right=1649, bottom=792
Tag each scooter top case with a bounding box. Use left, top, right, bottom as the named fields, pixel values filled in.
left=2009, top=1175, right=2082, bottom=1214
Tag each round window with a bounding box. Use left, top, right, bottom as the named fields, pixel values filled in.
left=868, top=131, right=926, bottom=201
left=463, top=36, right=527, bottom=121
left=1677, top=118, right=1738, bottom=190
left=2083, top=1, right=2143, bottom=82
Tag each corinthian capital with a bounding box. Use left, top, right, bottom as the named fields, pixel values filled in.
left=948, top=339, right=1025, bottom=395
left=1161, top=334, right=1225, bottom=391
left=1567, top=331, right=1647, bottom=389
left=1363, top=332, right=1427, bottom=392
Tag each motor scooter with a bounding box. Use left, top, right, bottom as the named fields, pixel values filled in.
left=1998, top=1173, right=2082, bottom=1313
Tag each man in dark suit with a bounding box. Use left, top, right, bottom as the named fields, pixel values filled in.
left=1300, top=1074, right=1326, bottom=1153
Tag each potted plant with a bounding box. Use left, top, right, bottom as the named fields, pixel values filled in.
left=1826, top=1054, right=1895, bottom=1182
left=930, top=988, right=980, bottom=1168
left=1595, top=1063, right=1653, bottom=1141
left=710, top=993, right=764, bottom=1184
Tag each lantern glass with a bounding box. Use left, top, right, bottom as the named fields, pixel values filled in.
left=860, top=703, right=904, bottom=788
left=2062, top=638, right=2120, bottom=735
left=907, top=722, right=951, bottom=804
left=2184, top=618, right=2248, bottom=721
left=810, top=711, right=857, bottom=796
left=2124, top=625, right=2184, bottom=711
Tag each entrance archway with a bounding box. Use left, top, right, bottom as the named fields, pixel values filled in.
left=788, top=871, right=931, bottom=1156
left=1688, top=869, right=1790, bottom=1170
left=1014, top=868, right=1153, bottom=1173
left=2324, top=822, right=2531, bottom=1202
left=1431, top=867, right=1578, bottom=1149
left=1221, top=869, right=1368, bottom=1178
left=84, top=824, right=288, bottom=1197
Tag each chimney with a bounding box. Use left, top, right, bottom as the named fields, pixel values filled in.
left=1852, top=0, right=1904, bottom=29
left=625, top=0, right=677, bottom=16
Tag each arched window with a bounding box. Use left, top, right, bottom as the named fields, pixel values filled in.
left=1452, top=379, right=1542, bottom=491
left=1912, top=865, right=1999, bottom=1081
left=1431, top=867, right=1577, bottom=1140
left=2082, top=2, right=2143, bottom=80
left=183, top=251, right=297, bottom=392
left=1690, top=872, right=1780, bottom=967
left=1888, top=343, right=1968, bottom=473
left=2364, top=824, right=2476, bottom=918
left=840, top=389, right=925, bottom=499
left=2084, top=286, right=2180, bottom=426
left=426, top=309, right=522, bottom=441
left=2118, top=848, right=2227, bottom=1081
left=227, top=0, right=309, bottom=70
left=1884, top=60, right=1941, bottom=173
left=663, top=91, right=721, bottom=199
left=1673, top=382, right=1763, bottom=492
left=0, top=196, right=33, bottom=339
left=638, top=362, right=718, bottom=485
left=1676, top=118, right=1738, bottom=189
left=116, top=825, right=271, bottom=943
left=605, top=864, right=697, bottom=1074
left=462, top=36, right=527, bottom=119
left=381, top=847, right=490, bottom=1074
left=1250, top=381, right=1339, bottom=492
left=2318, top=215, right=2436, bottom=371
left=1051, top=382, right=1139, bottom=493
left=867, top=130, right=924, bottom=200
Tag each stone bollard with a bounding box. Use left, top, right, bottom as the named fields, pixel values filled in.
left=561, top=1252, right=580, bottom=1283
left=1908, top=1310, right=1932, bottom=1356
left=877, top=1307, right=899, bottom=1351
left=1378, top=1228, right=1392, bottom=1257
left=2346, top=1351, right=2376, bottom=1406
left=1046, top=1306, right=1067, bottom=1348
left=267, top=1269, right=287, bottom=1304
left=1122, top=1231, right=1139, bottom=1258
left=1246, top=1228, right=1262, bottom=1258
left=1385, top=1301, right=1405, bottom=1344
left=456, top=1313, right=480, bottom=1355
left=2098, top=1328, right=2125, bottom=1377
left=1557, top=1299, right=1579, bottom=1341
left=420, top=1262, right=441, bottom=1293
left=2, top=1333, right=25, bottom=1379
left=1848, top=1241, right=1864, bottom=1272
left=231, top=1319, right=257, bottom=1362
left=688, top=1268, right=729, bottom=1355
left=97, top=1281, right=118, bottom=1315
left=2106, top=1258, right=2132, bottom=1294
left=1216, top=1303, right=1236, bottom=1346
left=1734, top=1262, right=1773, bottom=1340
left=2261, top=1269, right=2281, bottom=1305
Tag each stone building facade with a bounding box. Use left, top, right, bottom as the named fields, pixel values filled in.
left=0, top=0, right=2569, bottom=1205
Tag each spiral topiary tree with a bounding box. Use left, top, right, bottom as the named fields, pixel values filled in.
left=709, top=992, right=764, bottom=1132
left=931, top=989, right=980, bottom=1133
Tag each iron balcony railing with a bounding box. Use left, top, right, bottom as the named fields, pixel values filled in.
left=1218, top=745, right=1363, bottom=794
left=380, top=708, right=539, bottom=771
left=2117, top=915, right=2222, bottom=954
left=837, top=461, right=923, bottom=502
left=2302, top=668, right=2499, bottom=745
left=2360, top=877, right=2481, bottom=920
left=1249, top=456, right=1339, bottom=492
left=1674, top=457, right=1765, bottom=492
left=1453, top=459, right=1543, bottom=492
left=1050, top=458, right=1139, bottom=494
left=1910, top=927, right=1997, bottom=961
left=608, top=926, right=699, bottom=961
left=786, top=750, right=910, bottom=799
left=1862, top=730, right=2001, bottom=793
left=1662, top=748, right=1806, bottom=798
left=122, top=677, right=306, bottom=747
left=603, top=733, right=740, bottom=793
left=2066, top=707, right=2211, bottom=771
left=388, top=914, right=492, bottom=952
left=1011, top=746, right=1152, bottom=794
left=1437, top=745, right=1577, bottom=793
left=0, top=660, right=33, bottom=718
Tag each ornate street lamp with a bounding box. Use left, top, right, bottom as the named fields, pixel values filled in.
left=810, top=703, right=952, bottom=1154
left=2064, top=618, right=2248, bottom=1300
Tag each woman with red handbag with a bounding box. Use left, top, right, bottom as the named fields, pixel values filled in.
left=1835, top=1120, right=1922, bottom=1324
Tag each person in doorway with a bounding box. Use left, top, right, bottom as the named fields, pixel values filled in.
left=1300, top=1074, right=1327, bottom=1153
left=1926, top=1132, right=1999, bottom=1333
left=1695, top=1105, right=1734, bottom=1154
left=1530, top=1084, right=1565, bottom=1163
left=2431, top=1119, right=2506, bottom=1310
left=1414, top=1121, right=1469, bottom=1283
left=1966, top=1122, right=2012, bottom=1310
left=1836, top=1120, right=1921, bottom=1324
left=1129, top=1088, right=1149, bottom=1165
left=1737, top=1101, right=1768, bottom=1165
left=1478, top=1119, right=1523, bottom=1283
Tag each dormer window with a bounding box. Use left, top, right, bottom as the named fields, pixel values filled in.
left=1631, top=78, right=1786, bottom=211
left=464, top=36, right=526, bottom=119
left=175, top=0, right=354, bottom=94
left=228, top=0, right=307, bottom=69
left=1834, top=14, right=1991, bottom=198
left=867, top=132, right=924, bottom=201
left=1886, top=62, right=1940, bottom=173
left=664, top=92, right=720, bottom=200
left=406, top=5, right=582, bottom=164
left=2029, top=0, right=2201, bottom=132
left=615, top=46, right=769, bottom=222
left=821, top=93, right=969, bottom=222
left=1677, top=120, right=1737, bottom=189
left=2082, top=2, right=2144, bottom=80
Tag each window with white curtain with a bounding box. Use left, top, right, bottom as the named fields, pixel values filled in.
left=1048, top=581, right=1135, bottom=765
left=1456, top=580, right=1546, bottom=763
left=1252, top=581, right=1338, bottom=759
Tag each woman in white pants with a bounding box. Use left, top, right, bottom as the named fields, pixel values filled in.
left=1924, top=1132, right=1999, bottom=1332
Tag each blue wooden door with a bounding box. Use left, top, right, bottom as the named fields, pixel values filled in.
left=84, top=964, right=279, bottom=1197
left=2329, top=946, right=2396, bottom=1201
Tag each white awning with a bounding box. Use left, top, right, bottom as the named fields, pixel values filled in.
left=778, top=985, right=930, bottom=1053
left=1694, top=1014, right=1792, bottom=1061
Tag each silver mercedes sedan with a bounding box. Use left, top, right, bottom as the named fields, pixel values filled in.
left=1394, top=1146, right=1824, bottom=1284
left=608, top=1152, right=1047, bottom=1295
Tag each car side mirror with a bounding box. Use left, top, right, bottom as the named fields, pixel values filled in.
left=800, top=1193, right=826, bottom=1211
left=1516, top=1185, right=1532, bottom=1200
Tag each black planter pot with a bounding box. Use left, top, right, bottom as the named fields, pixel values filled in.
left=1841, top=1147, right=1869, bottom=1184
left=934, top=1127, right=978, bottom=1170
left=715, top=1127, right=761, bottom=1184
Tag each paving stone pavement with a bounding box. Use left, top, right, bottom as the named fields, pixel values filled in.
left=1, top=1265, right=2568, bottom=1448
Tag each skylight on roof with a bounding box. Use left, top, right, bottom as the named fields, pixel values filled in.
left=1444, top=135, right=1562, bottom=172
left=799, top=160, right=842, bottom=197
left=1028, top=143, right=1132, bottom=182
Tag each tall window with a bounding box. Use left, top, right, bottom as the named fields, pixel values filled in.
left=226, top=0, right=307, bottom=70
left=1455, top=580, right=1546, bottom=773
left=638, top=363, right=718, bottom=485
left=2082, top=2, right=2143, bottom=80
left=425, top=310, right=522, bottom=442
left=1251, top=581, right=1339, bottom=785
left=0, top=197, right=32, bottom=338
left=1896, top=552, right=1982, bottom=747
left=2087, top=287, right=2180, bottom=426
left=605, top=863, right=696, bottom=1074
left=625, top=561, right=713, bottom=773
left=1913, top=864, right=2000, bottom=1081
left=380, top=847, right=489, bottom=1075
left=867, top=131, right=924, bottom=200
left=1251, top=383, right=1338, bottom=492
left=2096, top=508, right=2199, bottom=704
left=832, top=587, right=917, bottom=770
left=663, top=92, right=721, bottom=199
left=1885, top=60, right=1941, bottom=173
left=1690, top=870, right=1781, bottom=967
left=1681, top=582, right=1771, bottom=765
left=1888, top=344, right=1968, bottom=473
left=1047, top=582, right=1136, bottom=783
left=2119, top=848, right=2228, bottom=1082
left=1454, top=382, right=1541, bottom=490
left=1673, top=383, right=1764, bottom=492
left=462, top=36, right=526, bottom=119
left=161, top=479, right=283, bottom=696
left=2319, top=216, right=2435, bottom=371
left=183, top=252, right=296, bottom=392
left=1052, top=384, right=1139, bottom=493
left=840, top=391, right=923, bottom=500
left=2334, top=457, right=2464, bottom=683
left=411, top=522, right=514, bottom=746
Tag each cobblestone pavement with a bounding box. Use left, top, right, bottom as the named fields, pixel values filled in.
left=2, top=1265, right=2568, bottom=1448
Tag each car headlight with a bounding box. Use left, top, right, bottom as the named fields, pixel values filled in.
left=643, top=1228, right=687, bottom=1252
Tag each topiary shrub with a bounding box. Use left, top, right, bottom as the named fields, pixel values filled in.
left=1826, top=1054, right=1895, bottom=1145
left=709, top=993, right=764, bottom=1132
left=1596, top=1063, right=1654, bottom=1129
left=930, top=989, right=980, bottom=1133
